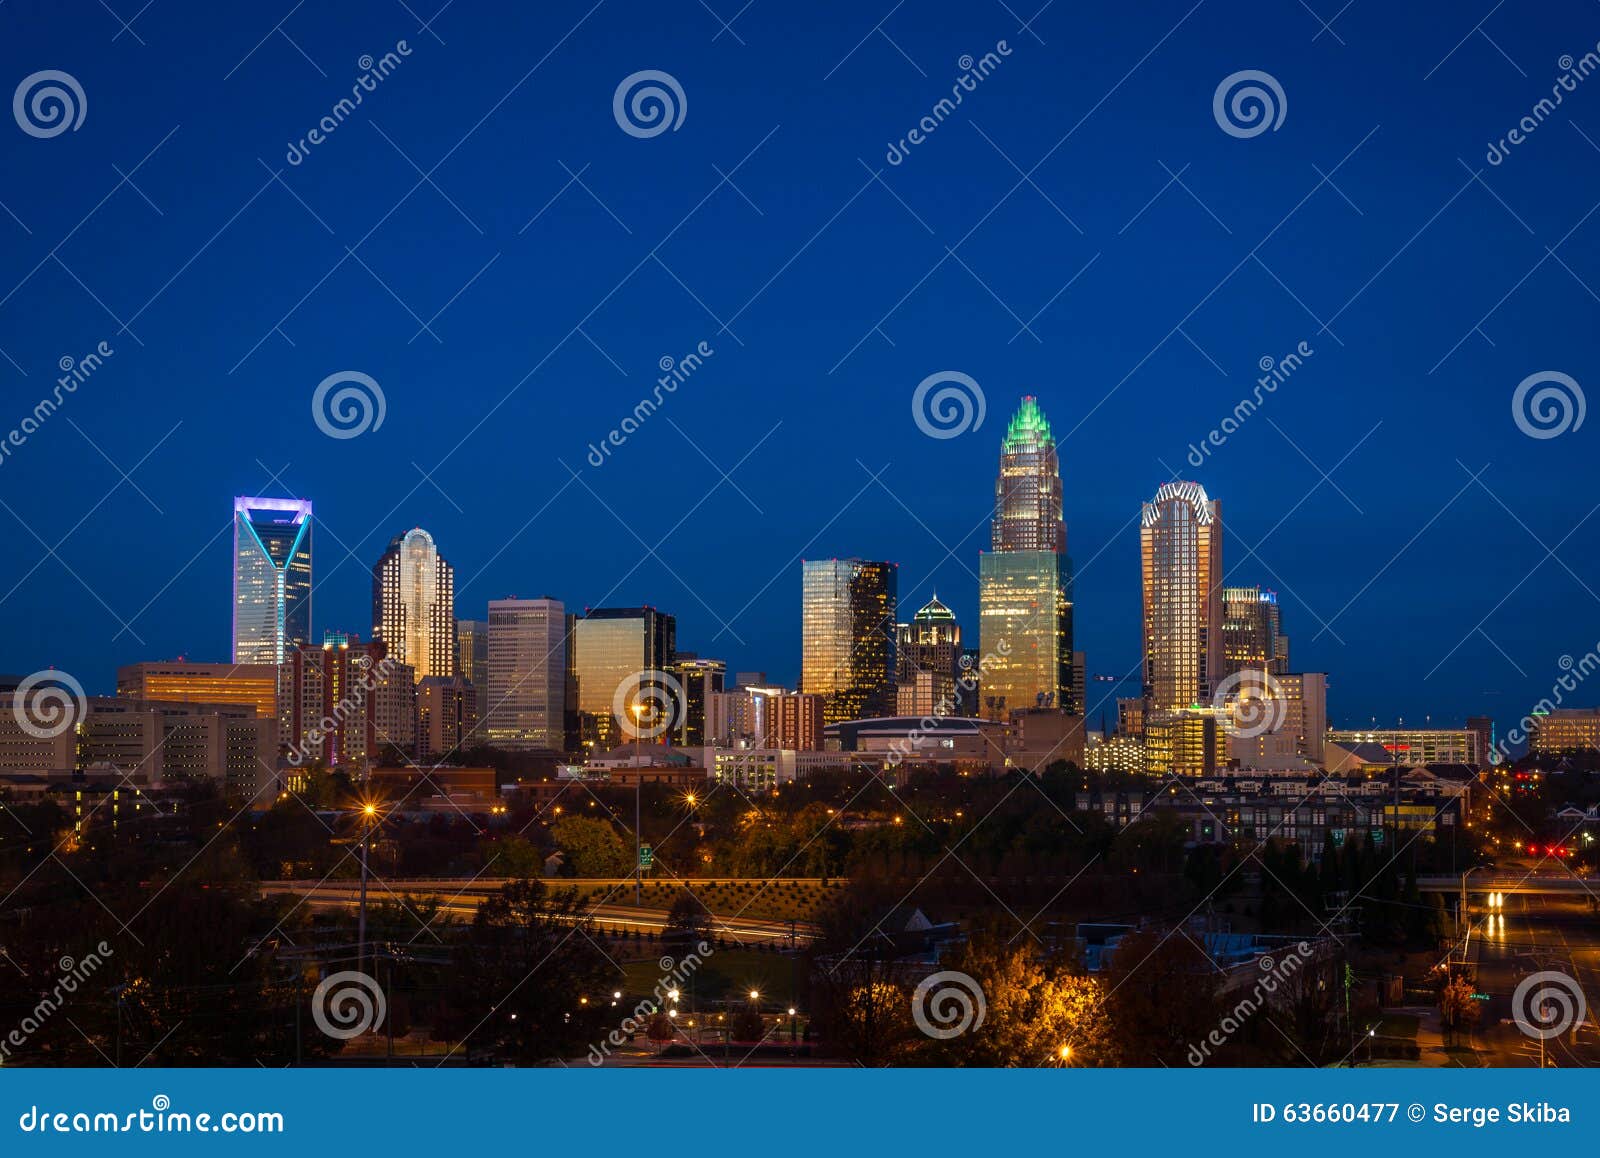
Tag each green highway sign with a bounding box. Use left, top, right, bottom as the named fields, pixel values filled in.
left=639, top=844, right=653, bottom=868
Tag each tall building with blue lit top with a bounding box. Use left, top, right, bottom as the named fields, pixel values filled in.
left=232, top=496, right=312, bottom=665
left=977, top=397, right=1077, bottom=719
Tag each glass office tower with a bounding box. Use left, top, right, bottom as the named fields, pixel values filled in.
left=232, top=496, right=312, bottom=665
left=1140, top=481, right=1223, bottom=713
left=801, top=559, right=897, bottom=724
left=572, top=607, right=677, bottom=746
left=977, top=397, right=1076, bottom=718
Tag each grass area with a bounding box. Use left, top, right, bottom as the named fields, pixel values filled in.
left=581, top=879, right=836, bottom=923
left=616, top=949, right=796, bottom=1005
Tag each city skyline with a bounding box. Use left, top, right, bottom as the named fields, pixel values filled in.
left=5, top=3, right=1599, bottom=741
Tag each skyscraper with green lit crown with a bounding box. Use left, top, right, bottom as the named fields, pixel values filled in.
left=978, top=397, right=1077, bottom=719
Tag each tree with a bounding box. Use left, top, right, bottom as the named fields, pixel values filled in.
left=662, top=888, right=712, bottom=953
left=1439, top=972, right=1481, bottom=1046
left=731, top=1009, right=767, bottom=1043
left=441, top=878, right=615, bottom=1062
left=912, top=934, right=1111, bottom=1067
left=1101, top=929, right=1223, bottom=1065
left=549, top=816, right=632, bottom=877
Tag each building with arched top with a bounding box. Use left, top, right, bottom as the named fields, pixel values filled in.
left=372, top=528, right=457, bottom=681
left=1141, top=481, right=1223, bottom=715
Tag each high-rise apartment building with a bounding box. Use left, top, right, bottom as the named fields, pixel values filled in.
left=978, top=397, right=1075, bottom=718
left=801, top=559, right=897, bottom=723
left=279, top=633, right=409, bottom=769
left=372, top=528, right=456, bottom=681
left=485, top=597, right=567, bottom=752
left=232, top=497, right=312, bottom=664
left=1141, top=481, right=1223, bottom=714
left=572, top=607, right=677, bottom=746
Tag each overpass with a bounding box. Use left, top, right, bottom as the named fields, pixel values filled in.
left=1418, top=873, right=1600, bottom=900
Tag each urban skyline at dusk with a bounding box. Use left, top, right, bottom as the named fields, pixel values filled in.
left=5, top=0, right=1600, bottom=1090
left=2, top=4, right=1599, bottom=737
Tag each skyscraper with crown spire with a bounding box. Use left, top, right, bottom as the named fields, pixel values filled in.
left=977, top=397, right=1077, bottom=720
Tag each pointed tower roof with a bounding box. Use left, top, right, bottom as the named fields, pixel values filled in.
left=913, top=593, right=957, bottom=623
left=1002, top=395, right=1054, bottom=451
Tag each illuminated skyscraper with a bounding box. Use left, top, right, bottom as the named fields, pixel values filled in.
left=897, top=595, right=963, bottom=715
left=1219, top=586, right=1282, bottom=682
left=801, top=559, right=897, bottom=723
left=672, top=655, right=725, bottom=747
left=232, top=497, right=312, bottom=665
left=372, top=528, right=456, bottom=681
left=977, top=397, right=1076, bottom=718
left=457, top=619, right=488, bottom=689
left=572, top=607, right=676, bottom=747
left=485, top=597, right=567, bottom=751
left=1141, top=481, right=1223, bottom=713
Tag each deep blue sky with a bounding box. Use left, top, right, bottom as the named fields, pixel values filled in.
left=3, top=0, right=1600, bottom=737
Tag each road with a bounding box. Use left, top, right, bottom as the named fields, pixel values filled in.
left=260, top=879, right=816, bottom=945
left=1462, top=894, right=1600, bottom=1067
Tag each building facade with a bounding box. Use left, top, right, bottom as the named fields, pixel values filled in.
left=485, top=597, right=568, bottom=752
left=372, top=527, right=456, bottom=681
left=801, top=559, right=897, bottom=724
left=978, top=397, right=1076, bottom=720
left=572, top=607, right=677, bottom=747
left=457, top=619, right=489, bottom=691
left=1219, top=586, right=1283, bottom=681
left=416, top=675, right=479, bottom=759
left=1141, top=481, right=1222, bottom=714
left=672, top=656, right=725, bottom=747
left=232, top=496, right=312, bottom=665
left=116, top=661, right=279, bottom=718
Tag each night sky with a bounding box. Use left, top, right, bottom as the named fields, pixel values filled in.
left=3, top=0, right=1599, bottom=737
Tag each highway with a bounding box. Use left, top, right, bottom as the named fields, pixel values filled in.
left=260, top=878, right=817, bottom=945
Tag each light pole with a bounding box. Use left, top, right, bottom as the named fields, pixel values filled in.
left=357, top=801, right=377, bottom=977
left=632, top=703, right=645, bottom=906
